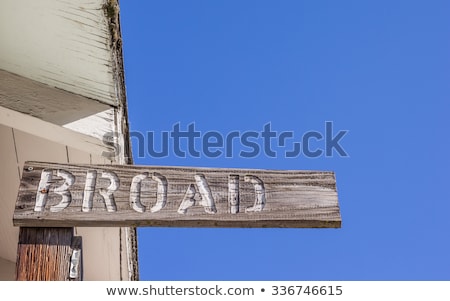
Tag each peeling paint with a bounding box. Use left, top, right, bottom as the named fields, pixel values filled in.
left=0, top=0, right=118, bottom=106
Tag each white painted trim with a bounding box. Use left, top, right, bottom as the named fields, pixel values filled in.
left=0, top=68, right=112, bottom=126
left=0, top=0, right=118, bottom=106
left=0, top=106, right=112, bottom=158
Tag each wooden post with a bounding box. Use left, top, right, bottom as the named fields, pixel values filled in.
left=16, top=227, right=82, bottom=281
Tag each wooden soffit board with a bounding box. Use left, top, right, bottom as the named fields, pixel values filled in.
left=0, top=0, right=121, bottom=106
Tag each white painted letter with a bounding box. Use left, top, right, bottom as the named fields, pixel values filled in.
left=228, top=175, right=240, bottom=214
left=177, top=174, right=217, bottom=214
left=99, top=171, right=119, bottom=212
left=195, top=174, right=217, bottom=214
left=129, top=172, right=168, bottom=213
left=244, top=175, right=266, bottom=212
left=177, top=184, right=196, bottom=214
left=82, top=170, right=97, bottom=212
left=130, top=173, right=148, bottom=212
left=50, top=170, right=75, bottom=212
left=150, top=172, right=168, bottom=212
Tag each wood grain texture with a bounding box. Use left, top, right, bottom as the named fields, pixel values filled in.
left=16, top=227, right=74, bottom=281
left=14, top=161, right=341, bottom=228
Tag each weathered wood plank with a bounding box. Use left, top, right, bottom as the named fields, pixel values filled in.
left=16, top=227, right=73, bottom=281
left=13, top=161, right=341, bottom=228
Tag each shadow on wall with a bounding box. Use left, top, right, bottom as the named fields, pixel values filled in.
left=0, top=257, right=15, bottom=280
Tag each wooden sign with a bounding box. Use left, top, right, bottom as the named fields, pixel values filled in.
left=13, top=161, right=341, bottom=228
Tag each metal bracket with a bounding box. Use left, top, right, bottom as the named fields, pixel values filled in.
left=69, top=236, right=82, bottom=281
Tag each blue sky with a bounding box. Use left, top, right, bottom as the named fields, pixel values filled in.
left=120, top=1, right=450, bottom=280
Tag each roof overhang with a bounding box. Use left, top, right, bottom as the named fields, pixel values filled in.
left=0, top=0, right=137, bottom=280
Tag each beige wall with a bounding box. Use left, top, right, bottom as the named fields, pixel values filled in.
left=0, top=123, right=125, bottom=280
left=0, top=258, right=15, bottom=281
